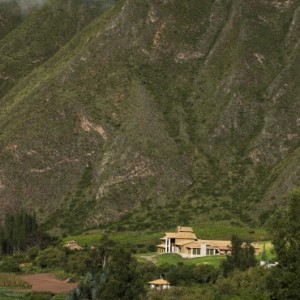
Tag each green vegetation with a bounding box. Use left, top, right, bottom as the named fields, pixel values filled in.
left=63, top=224, right=268, bottom=250
left=156, top=254, right=225, bottom=268
left=266, top=190, right=300, bottom=299
left=0, top=211, right=57, bottom=256
left=63, top=230, right=161, bottom=248
left=68, top=236, right=145, bottom=300
left=0, top=211, right=38, bottom=255
left=221, top=235, right=257, bottom=276
left=0, top=288, right=67, bottom=300
left=0, top=0, right=299, bottom=233
left=0, top=273, right=30, bottom=288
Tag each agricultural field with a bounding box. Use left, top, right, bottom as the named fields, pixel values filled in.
left=0, top=273, right=30, bottom=288
left=0, top=288, right=66, bottom=300
left=63, top=224, right=269, bottom=247
left=0, top=273, right=74, bottom=300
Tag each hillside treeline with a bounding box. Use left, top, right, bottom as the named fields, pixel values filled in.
left=0, top=211, right=56, bottom=255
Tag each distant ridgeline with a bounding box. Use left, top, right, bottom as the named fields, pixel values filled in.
left=0, top=211, right=56, bottom=255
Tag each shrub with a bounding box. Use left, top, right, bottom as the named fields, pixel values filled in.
left=0, top=257, right=20, bottom=272
left=36, top=247, right=65, bottom=269
left=27, top=246, right=40, bottom=261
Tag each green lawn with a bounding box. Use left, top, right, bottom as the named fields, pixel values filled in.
left=192, top=224, right=269, bottom=241
left=257, top=241, right=276, bottom=260
left=156, top=253, right=225, bottom=267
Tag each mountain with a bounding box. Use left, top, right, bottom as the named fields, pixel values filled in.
left=0, top=0, right=299, bottom=234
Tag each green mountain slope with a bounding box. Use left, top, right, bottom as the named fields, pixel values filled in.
left=0, top=0, right=118, bottom=98
left=0, top=1, right=23, bottom=41
left=0, top=0, right=299, bottom=233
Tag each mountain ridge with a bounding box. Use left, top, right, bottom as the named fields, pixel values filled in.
left=0, top=0, right=300, bottom=233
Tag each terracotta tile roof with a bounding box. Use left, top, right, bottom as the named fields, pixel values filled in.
left=149, top=279, right=170, bottom=285
left=162, top=232, right=197, bottom=239
left=201, top=240, right=231, bottom=250
left=175, top=239, right=196, bottom=246
left=186, top=242, right=202, bottom=249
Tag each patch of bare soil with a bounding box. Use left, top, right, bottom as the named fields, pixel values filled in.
left=20, top=273, right=77, bottom=294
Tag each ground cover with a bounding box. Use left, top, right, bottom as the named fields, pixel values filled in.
left=192, top=224, right=269, bottom=241
left=0, top=288, right=31, bottom=299
left=0, top=273, right=30, bottom=288
left=63, top=230, right=162, bottom=247
left=257, top=241, right=276, bottom=261
left=63, top=224, right=268, bottom=248
left=156, top=253, right=225, bottom=267
left=0, top=287, right=66, bottom=299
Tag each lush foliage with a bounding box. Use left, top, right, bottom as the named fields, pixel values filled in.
left=68, top=236, right=145, bottom=300
left=0, top=0, right=299, bottom=233
left=0, top=211, right=38, bottom=255
left=266, top=190, right=300, bottom=299
left=221, top=235, right=257, bottom=276
left=0, top=211, right=58, bottom=257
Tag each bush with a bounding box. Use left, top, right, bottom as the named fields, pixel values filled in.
left=0, top=257, right=20, bottom=272
left=193, top=265, right=219, bottom=284
left=36, top=247, right=65, bottom=269
left=27, top=246, right=40, bottom=261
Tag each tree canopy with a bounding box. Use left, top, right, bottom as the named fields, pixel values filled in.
left=221, top=234, right=257, bottom=276
left=267, top=189, right=300, bottom=299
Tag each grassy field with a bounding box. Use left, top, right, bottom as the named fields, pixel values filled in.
left=257, top=241, right=276, bottom=261
left=155, top=253, right=225, bottom=267
left=63, top=224, right=269, bottom=248
left=63, top=230, right=162, bottom=247
left=192, top=224, right=269, bottom=241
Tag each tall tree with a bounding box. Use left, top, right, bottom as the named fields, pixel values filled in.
left=96, top=245, right=145, bottom=300
left=1, top=211, right=38, bottom=254
left=267, top=189, right=300, bottom=299
left=70, top=238, right=145, bottom=300
left=221, top=235, right=257, bottom=276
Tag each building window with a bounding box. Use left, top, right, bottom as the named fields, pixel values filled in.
left=206, top=249, right=215, bottom=255
left=192, top=248, right=201, bottom=255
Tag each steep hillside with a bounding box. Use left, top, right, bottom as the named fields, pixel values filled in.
left=0, top=0, right=118, bottom=98
left=0, top=0, right=300, bottom=233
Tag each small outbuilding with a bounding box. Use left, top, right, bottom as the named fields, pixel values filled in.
left=148, top=279, right=171, bottom=290
left=63, top=240, right=83, bottom=251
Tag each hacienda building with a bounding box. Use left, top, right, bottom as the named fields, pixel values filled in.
left=157, top=226, right=260, bottom=258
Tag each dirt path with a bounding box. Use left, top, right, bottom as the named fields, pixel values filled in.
left=20, top=273, right=77, bottom=294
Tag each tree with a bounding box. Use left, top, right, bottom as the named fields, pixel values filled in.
left=69, top=238, right=145, bottom=300
left=0, top=211, right=39, bottom=255
left=95, top=245, right=145, bottom=300
left=91, top=234, right=116, bottom=273
left=36, top=247, right=66, bottom=268
left=221, top=235, right=257, bottom=276
left=266, top=189, right=300, bottom=299
left=215, top=267, right=270, bottom=300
